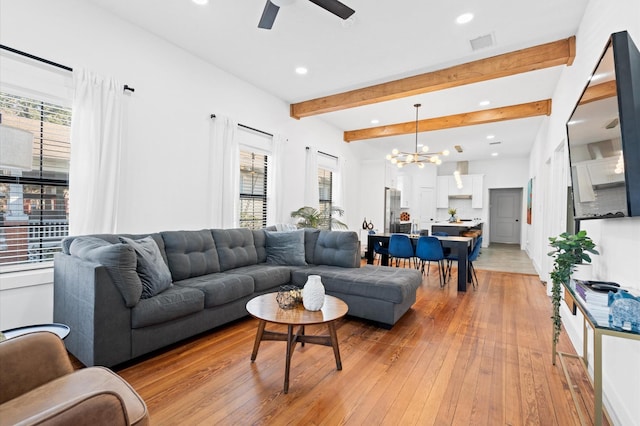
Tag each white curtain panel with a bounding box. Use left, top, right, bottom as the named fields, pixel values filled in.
left=304, top=147, right=320, bottom=209
left=69, top=69, right=124, bottom=235
left=210, top=116, right=239, bottom=228
left=333, top=157, right=346, bottom=222
left=268, top=134, right=286, bottom=224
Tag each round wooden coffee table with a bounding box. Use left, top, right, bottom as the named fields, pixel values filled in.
left=246, top=293, right=348, bottom=394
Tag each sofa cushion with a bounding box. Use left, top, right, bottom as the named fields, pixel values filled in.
left=173, top=273, right=254, bottom=308
left=225, top=264, right=292, bottom=291
left=253, top=230, right=267, bottom=263
left=265, top=230, right=307, bottom=266
left=161, top=230, right=221, bottom=281
left=211, top=229, right=258, bottom=271
left=69, top=237, right=142, bottom=307
left=303, top=228, right=321, bottom=264
left=119, top=236, right=173, bottom=299
left=312, top=231, right=360, bottom=268
left=131, top=285, right=204, bottom=329
left=291, top=265, right=421, bottom=304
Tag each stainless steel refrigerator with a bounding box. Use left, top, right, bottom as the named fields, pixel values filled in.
left=384, top=187, right=401, bottom=234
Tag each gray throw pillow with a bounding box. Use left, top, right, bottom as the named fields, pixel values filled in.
left=265, top=230, right=307, bottom=266
left=119, top=236, right=173, bottom=299
left=69, top=236, right=142, bottom=307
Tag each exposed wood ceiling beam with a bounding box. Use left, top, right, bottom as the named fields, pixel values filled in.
left=579, top=80, right=617, bottom=105
left=291, top=37, right=575, bottom=119
left=344, top=100, right=552, bottom=142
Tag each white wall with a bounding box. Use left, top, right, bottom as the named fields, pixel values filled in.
left=528, top=1, right=640, bottom=424
left=0, top=0, right=362, bottom=328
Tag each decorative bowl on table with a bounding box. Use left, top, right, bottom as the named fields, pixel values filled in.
left=276, top=285, right=302, bottom=309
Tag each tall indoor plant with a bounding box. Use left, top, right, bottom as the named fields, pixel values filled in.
left=547, top=230, right=598, bottom=364
left=290, top=206, right=347, bottom=230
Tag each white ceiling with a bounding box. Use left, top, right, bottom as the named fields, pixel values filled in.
left=85, top=0, right=590, bottom=163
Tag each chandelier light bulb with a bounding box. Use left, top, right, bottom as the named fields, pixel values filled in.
left=421, top=145, right=429, bottom=153
left=397, top=162, right=404, bottom=168
left=418, top=163, right=425, bottom=169
left=391, top=158, right=397, bottom=164
left=436, top=159, right=442, bottom=165
left=392, top=148, right=399, bottom=155
left=385, top=154, right=392, bottom=160
left=406, top=154, right=413, bottom=162
left=442, top=149, right=450, bottom=156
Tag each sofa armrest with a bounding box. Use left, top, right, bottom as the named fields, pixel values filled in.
left=0, top=332, right=73, bottom=404
left=0, top=367, right=149, bottom=426
left=54, top=253, right=132, bottom=367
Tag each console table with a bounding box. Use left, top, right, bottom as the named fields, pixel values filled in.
left=557, top=281, right=640, bottom=426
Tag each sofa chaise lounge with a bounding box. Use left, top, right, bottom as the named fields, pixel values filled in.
left=54, top=228, right=422, bottom=367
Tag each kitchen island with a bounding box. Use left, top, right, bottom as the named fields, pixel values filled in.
left=431, top=220, right=483, bottom=237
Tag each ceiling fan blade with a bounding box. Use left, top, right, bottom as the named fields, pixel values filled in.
left=258, top=1, right=280, bottom=29
left=307, top=0, right=355, bottom=20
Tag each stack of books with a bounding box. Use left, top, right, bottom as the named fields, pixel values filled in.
left=572, top=280, right=611, bottom=325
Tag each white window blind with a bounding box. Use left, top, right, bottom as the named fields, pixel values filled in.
left=239, top=150, right=268, bottom=230
left=318, top=167, right=333, bottom=230
left=0, top=92, right=71, bottom=268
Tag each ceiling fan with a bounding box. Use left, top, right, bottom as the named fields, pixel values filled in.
left=258, top=0, right=355, bottom=30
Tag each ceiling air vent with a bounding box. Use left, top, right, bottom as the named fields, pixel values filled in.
left=454, top=145, right=463, bottom=153
left=470, top=33, right=495, bottom=51
left=489, top=141, right=502, bottom=145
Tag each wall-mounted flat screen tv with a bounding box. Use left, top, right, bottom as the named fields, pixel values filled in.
left=567, top=31, right=640, bottom=220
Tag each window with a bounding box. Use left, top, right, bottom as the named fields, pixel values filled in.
left=239, top=150, right=267, bottom=230
left=318, top=167, right=333, bottom=230
left=0, top=92, right=71, bottom=268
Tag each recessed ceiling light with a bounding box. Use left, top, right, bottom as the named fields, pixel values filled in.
left=479, top=100, right=490, bottom=107
left=486, top=134, right=495, bottom=139
left=192, top=0, right=208, bottom=5
left=295, top=67, right=308, bottom=75
left=371, top=119, right=379, bottom=124
left=456, top=13, right=474, bottom=24
left=491, top=152, right=499, bottom=157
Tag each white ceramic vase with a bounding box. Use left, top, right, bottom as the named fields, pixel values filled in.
left=303, top=275, right=325, bottom=311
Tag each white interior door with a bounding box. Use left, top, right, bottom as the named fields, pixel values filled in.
left=418, top=187, right=436, bottom=230
left=490, top=188, right=522, bottom=244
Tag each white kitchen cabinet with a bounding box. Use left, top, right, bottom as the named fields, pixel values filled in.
left=586, top=157, right=624, bottom=186
left=397, top=174, right=412, bottom=208
left=472, top=175, right=484, bottom=208
left=436, top=176, right=449, bottom=208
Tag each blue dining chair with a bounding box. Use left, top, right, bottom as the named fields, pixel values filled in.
left=431, top=231, right=452, bottom=257
left=415, top=236, right=447, bottom=287
left=446, top=236, right=483, bottom=289
left=388, top=234, right=415, bottom=268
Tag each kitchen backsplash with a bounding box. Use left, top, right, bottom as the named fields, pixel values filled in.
left=436, top=198, right=482, bottom=221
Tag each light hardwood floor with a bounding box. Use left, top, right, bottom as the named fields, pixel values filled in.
left=116, top=267, right=603, bottom=425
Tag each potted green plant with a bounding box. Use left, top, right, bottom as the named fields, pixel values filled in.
left=547, top=230, right=598, bottom=364
left=447, top=208, right=457, bottom=222
left=290, top=206, right=347, bottom=230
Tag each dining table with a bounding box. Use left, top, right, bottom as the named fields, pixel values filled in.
left=366, top=233, right=474, bottom=292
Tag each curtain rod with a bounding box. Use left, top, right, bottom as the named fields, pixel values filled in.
left=306, top=146, right=338, bottom=159
left=210, top=114, right=273, bottom=137
left=0, top=44, right=135, bottom=93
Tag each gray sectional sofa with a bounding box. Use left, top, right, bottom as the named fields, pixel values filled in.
left=53, top=228, right=422, bottom=367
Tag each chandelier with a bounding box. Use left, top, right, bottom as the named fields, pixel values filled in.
left=386, top=103, right=449, bottom=168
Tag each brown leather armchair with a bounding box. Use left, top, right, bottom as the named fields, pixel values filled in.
left=0, top=332, right=149, bottom=425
